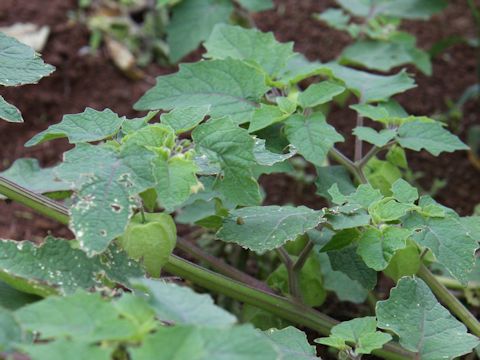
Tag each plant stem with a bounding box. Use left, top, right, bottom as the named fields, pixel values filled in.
left=293, top=239, right=314, bottom=272
left=164, top=255, right=411, bottom=360
left=176, top=238, right=274, bottom=293
left=0, top=176, right=69, bottom=224
left=354, top=113, right=364, bottom=162
left=276, top=247, right=302, bottom=301
left=328, top=147, right=367, bottom=184
left=435, top=275, right=480, bottom=291
left=417, top=264, right=480, bottom=337
left=0, top=176, right=413, bottom=360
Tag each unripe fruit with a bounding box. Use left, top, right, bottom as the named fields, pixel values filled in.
left=117, top=212, right=176, bottom=277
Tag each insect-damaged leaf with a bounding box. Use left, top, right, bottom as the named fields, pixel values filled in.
left=217, top=205, right=324, bottom=253
left=55, top=143, right=156, bottom=255
left=0, top=237, right=143, bottom=297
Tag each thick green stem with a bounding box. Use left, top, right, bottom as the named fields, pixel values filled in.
left=164, top=255, right=411, bottom=360
left=0, top=176, right=412, bottom=360
left=417, top=264, right=480, bottom=337
left=176, top=238, right=274, bottom=293
left=0, top=176, right=69, bottom=224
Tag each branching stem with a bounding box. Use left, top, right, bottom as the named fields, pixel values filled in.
left=276, top=247, right=302, bottom=301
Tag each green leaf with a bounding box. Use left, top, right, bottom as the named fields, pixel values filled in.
left=357, top=226, right=411, bottom=271
left=328, top=244, right=377, bottom=290
left=16, top=292, right=142, bottom=342
left=0, top=280, right=40, bottom=310
left=376, top=277, right=479, bottom=359
left=0, top=96, right=22, bottom=122
left=253, top=138, right=296, bottom=166
left=315, top=8, right=352, bottom=32
left=153, top=155, right=200, bottom=212
left=391, top=179, right=418, bottom=203
left=350, top=100, right=409, bottom=125
left=364, top=158, right=402, bottom=196
left=322, top=63, right=416, bottom=103
left=204, top=25, right=295, bottom=78
left=135, top=59, right=268, bottom=124
left=26, top=108, right=125, bottom=146
left=285, top=113, right=344, bottom=166
left=19, top=340, right=112, bottom=360
left=0, top=31, right=54, bottom=86
left=132, top=279, right=236, bottom=327
left=317, top=253, right=368, bottom=303
left=298, top=81, right=345, bottom=108
left=337, top=0, right=447, bottom=20
left=0, top=237, right=143, bottom=297
left=383, top=243, right=421, bottom=281
left=404, top=211, right=478, bottom=282
left=131, top=325, right=278, bottom=360
left=353, top=127, right=396, bottom=147
left=0, top=306, right=22, bottom=352
left=315, top=165, right=355, bottom=200
left=56, top=143, right=156, bottom=255
left=0, top=158, right=71, bottom=197
left=160, top=105, right=210, bottom=134
left=340, top=38, right=431, bottom=75
left=248, top=104, right=290, bottom=132
left=397, top=121, right=469, bottom=156
left=166, top=0, right=233, bottom=62
left=192, top=117, right=261, bottom=206
left=264, top=326, right=318, bottom=359
left=369, top=198, right=415, bottom=223
left=217, top=206, right=324, bottom=253
left=316, top=317, right=392, bottom=355
left=236, top=0, right=273, bottom=12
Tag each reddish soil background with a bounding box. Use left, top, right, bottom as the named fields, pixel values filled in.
left=0, top=2, right=478, bottom=241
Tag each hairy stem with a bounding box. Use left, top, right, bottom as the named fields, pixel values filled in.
left=354, top=113, right=364, bottom=162
left=0, top=176, right=413, bottom=359
left=276, top=247, right=302, bottom=301
left=176, top=238, right=274, bottom=293
left=417, top=264, right=480, bottom=337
